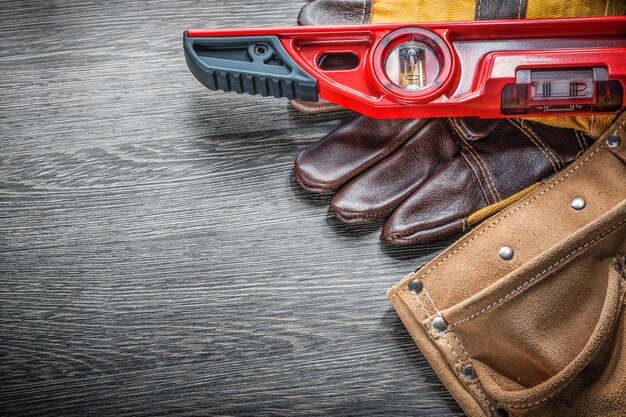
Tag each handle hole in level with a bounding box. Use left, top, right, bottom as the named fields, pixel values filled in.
left=317, top=52, right=360, bottom=71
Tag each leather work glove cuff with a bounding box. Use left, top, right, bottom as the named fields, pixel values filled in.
left=387, top=112, right=626, bottom=417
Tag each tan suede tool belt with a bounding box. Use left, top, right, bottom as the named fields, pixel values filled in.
left=388, top=113, right=626, bottom=417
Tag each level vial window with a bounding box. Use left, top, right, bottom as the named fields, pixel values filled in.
left=529, top=69, right=594, bottom=102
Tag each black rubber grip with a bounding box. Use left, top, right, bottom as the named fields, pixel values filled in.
left=183, top=32, right=319, bottom=101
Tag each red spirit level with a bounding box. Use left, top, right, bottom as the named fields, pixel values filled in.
left=184, top=17, right=626, bottom=119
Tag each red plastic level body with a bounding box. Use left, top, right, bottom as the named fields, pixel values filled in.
left=187, top=17, right=626, bottom=119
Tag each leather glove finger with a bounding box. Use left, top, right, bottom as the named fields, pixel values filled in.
left=381, top=118, right=595, bottom=245
left=328, top=117, right=498, bottom=224
left=294, top=115, right=427, bottom=192
left=329, top=119, right=461, bottom=222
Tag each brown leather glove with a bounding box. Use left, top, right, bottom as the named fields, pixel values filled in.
left=388, top=114, right=626, bottom=417
left=296, top=117, right=594, bottom=245
left=293, top=0, right=600, bottom=245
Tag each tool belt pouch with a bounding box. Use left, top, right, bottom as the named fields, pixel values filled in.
left=388, top=113, right=626, bottom=417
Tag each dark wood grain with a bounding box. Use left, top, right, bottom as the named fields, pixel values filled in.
left=0, top=1, right=464, bottom=415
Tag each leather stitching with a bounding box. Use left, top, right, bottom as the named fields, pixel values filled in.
left=403, top=285, right=496, bottom=415
left=450, top=123, right=495, bottom=204
left=449, top=119, right=502, bottom=200
left=450, top=331, right=471, bottom=361
left=395, top=272, right=436, bottom=317
left=509, top=119, right=561, bottom=174
left=449, top=119, right=501, bottom=203
left=428, top=290, right=496, bottom=414
left=462, top=137, right=503, bottom=201
left=452, top=218, right=626, bottom=327
left=518, top=0, right=522, bottom=18
left=510, top=119, right=561, bottom=170
left=511, top=119, right=561, bottom=173
left=461, top=153, right=496, bottom=206
left=441, top=332, right=465, bottom=365
left=423, top=288, right=441, bottom=315
left=449, top=330, right=498, bottom=415
left=574, top=130, right=586, bottom=158
left=415, top=292, right=435, bottom=318
left=474, top=383, right=496, bottom=414
left=519, top=120, right=565, bottom=169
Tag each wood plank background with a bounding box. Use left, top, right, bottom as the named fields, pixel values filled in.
left=0, top=1, right=463, bottom=415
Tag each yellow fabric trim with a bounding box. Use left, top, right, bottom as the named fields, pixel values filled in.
left=526, top=0, right=626, bottom=18
left=371, top=0, right=475, bottom=23
left=371, top=0, right=626, bottom=22
left=467, top=183, right=541, bottom=226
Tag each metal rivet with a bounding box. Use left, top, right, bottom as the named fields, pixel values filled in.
left=606, top=133, right=621, bottom=148
left=463, top=364, right=476, bottom=379
left=432, top=316, right=448, bottom=332
left=571, top=197, right=586, bottom=211
left=499, top=246, right=514, bottom=261
left=408, top=279, right=423, bottom=295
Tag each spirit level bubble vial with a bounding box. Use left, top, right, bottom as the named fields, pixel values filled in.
left=183, top=16, right=626, bottom=119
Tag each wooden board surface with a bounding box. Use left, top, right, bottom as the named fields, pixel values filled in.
left=0, top=1, right=463, bottom=415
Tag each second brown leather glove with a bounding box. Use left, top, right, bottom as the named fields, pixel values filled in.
left=295, top=117, right=593, bottom=245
